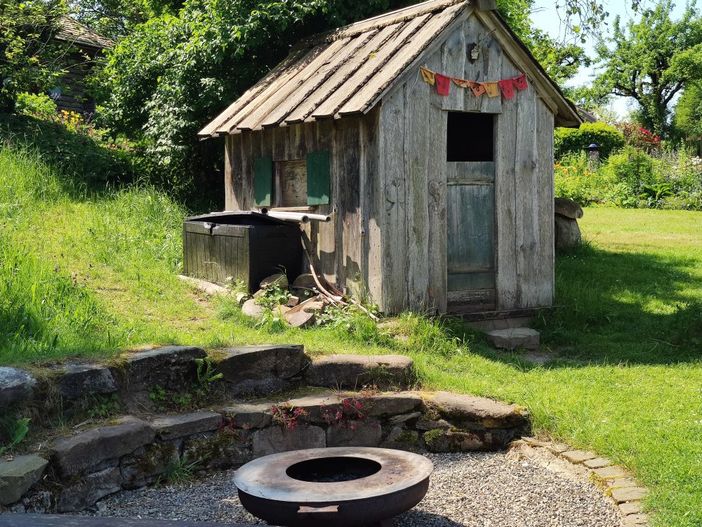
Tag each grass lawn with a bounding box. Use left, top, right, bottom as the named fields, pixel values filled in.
left=1, top=145, right=701, bottom=526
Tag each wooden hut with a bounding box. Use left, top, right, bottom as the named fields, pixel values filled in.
left=199, top=0, right=582, bottom=316
left=52, top=16, right=112, bottom=115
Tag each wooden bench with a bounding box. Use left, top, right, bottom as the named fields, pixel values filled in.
left=0, top=514, right=252, bottom=527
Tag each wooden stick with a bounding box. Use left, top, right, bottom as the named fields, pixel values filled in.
left=300, top=232, right=378, bottom=321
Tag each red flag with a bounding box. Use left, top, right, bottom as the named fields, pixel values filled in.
left=513, top=73, right=528, bottom=91
left=435, top=73, right=451, bottom=96
left=498, top=79, right=515, bottom=100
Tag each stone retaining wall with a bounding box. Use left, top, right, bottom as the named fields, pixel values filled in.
left=0, top=346, right=529, bottom=514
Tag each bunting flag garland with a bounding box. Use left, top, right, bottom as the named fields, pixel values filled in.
left=420, top=66, right=436, bottom=86
left=419, top=65, right=529, bottom=101
left=435, top=73, right=451, bottom=96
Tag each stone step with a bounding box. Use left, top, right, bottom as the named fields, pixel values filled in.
left=212, top=345, right=307, bottom=396
left=4, top=388, right=529, bottom=514
left=485, top=327, right=540, bottom=351
left=0, top=514, right=244, bottom=527
left=304, top=354, right=415, bottom=390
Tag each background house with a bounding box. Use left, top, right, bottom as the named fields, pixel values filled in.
left=52, top=16, right=113, bottom=115
left=199, top=0, right=581, bottom=316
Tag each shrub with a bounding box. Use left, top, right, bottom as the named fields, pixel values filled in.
left=555, top=145, right=702, bottom=210
left=0, top=113, right=135, bottom=193
left=15, top=92, right=58, bottom=120
left=555, top=122, right=625, bottom=159
left=619, top=123, right=662, bottom=152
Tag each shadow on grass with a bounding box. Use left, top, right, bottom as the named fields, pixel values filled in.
left=449, top=243, right=702, bottom=367
left=0, top=113, right=134, bottom=198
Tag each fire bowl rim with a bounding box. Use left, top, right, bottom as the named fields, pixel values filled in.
left=233, top=446, right=434, bottom=503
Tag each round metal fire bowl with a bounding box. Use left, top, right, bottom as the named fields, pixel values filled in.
left=234, top=447, right=434, bottom=527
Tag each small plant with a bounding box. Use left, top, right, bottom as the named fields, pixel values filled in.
left=0, top=417, right=30, bottom=456
left=322, top=398, right=366, bottom=430
left=162, top=457, right=200, bottom=484
left=149, top=385, right=168, bottom=407
left=255, top=283, right=290, bottom=310
left=195, top=357, right=224, bottom=387
left=86, top=394, right=121, bottom=420
left=15, top=92, right=57, bottom=120
left=271, top=403, right=308, bottom=431
left=172, top=392, right=194, bottom=408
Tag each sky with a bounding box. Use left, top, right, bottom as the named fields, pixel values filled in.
left=530, top=0, right=688, bottom=118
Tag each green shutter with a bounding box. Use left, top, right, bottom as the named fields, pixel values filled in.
left=306, top=150, right=330, bottom=205
left=253, top=156, right=273, bottom=206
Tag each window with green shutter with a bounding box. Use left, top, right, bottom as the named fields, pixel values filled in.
left=254, top=156, right=273, bottom=206
left=306, top=150, right=330, bottom=205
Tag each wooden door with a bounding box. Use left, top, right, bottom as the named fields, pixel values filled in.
left=447, top=161, right=496, bottom=313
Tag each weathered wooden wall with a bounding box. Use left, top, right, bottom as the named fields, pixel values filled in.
left=224, top=112, right=381, bottom=301
left=224, top=10, right=555, bottom=314
left=377, top=10, right=555, bottom=313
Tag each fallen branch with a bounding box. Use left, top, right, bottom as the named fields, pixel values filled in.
left=299, top=232, right=378, bottom=322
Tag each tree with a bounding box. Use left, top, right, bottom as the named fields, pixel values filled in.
left=592, top=0, right=702, bottom=136
left=95, top=0, right=588, bottom=197
left=0, top=0, right=67, bottom=112
left=673, top=82, right=702, bottom=147
left=68, top=0, right=184, bottom=39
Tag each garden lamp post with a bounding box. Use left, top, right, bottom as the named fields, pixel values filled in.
left=587, top=143, right=600, bottom=167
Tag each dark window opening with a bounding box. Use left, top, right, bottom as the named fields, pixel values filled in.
left=447, top=112, right=494, bottom=162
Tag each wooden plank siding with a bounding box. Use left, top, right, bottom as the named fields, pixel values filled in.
left=223, top=7, right=558, bottom=314
left=376, top=11, right=554, bottom=313
left=224, top=113, right=379, bottom=298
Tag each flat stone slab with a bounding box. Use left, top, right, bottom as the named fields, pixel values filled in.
left=51, top=417, right=155, bottom=476
left=115, top=346, right=206, bottom=392
left=56, top=363, right=117, bottom=400
left=221, top=403, right=272, bottom=429
left=486, top=328, right=540, bottom=351
left=427, top=392, right=529, bottom=430
left=583, top=457, right=612, bottom=469
left=305, top=354, right=415, bottom=389
left=611, top=487, right=649, bottom=503
left=593, top=465, right=628, bottom=479
left=150, top=411, right=222, bottom=440
left=0, top=455, right=49, bottom=506
left=213, top=345, right=306, bottom=395
left=0, top=514, right=242, bottom=526
left=562, top=450, right=597, bottom=464
left=0, top=368, right=36, bottom=408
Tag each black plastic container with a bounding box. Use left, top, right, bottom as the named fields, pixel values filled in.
left=183, top=211, right=302, bottom=292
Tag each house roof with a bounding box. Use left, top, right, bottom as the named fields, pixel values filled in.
left=56, top=16, right=113, bottom=50
left=199, top=0, right=581, bottom=137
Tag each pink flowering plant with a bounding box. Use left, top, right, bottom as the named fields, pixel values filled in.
left=271, top=404, right=308, bottom=431
left=322, top=398, right=366, bottom=430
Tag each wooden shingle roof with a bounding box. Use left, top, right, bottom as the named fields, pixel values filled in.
left=200, top=0, right=580, bottom=137
left=56, top=16, right=113, bottom=50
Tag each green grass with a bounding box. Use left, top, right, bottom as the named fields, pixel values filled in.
left=1, top=143, right=701, bottom=526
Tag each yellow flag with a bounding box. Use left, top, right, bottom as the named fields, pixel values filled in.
left=484, top=82, right=500, bottom=97
left=420, top=66, right=435, bottom=86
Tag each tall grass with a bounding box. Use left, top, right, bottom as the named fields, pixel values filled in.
left=0, top=146, right=188, bottom=363
left=0, top=148, right=117, bottom=361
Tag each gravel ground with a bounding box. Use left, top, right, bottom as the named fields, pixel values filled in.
left=83, top=452, right=622, bottom=527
